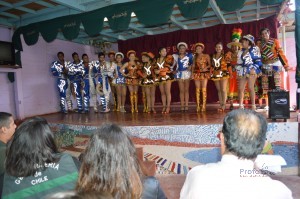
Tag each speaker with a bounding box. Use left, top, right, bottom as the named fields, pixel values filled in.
left=268, top=91, right=290, bottom=119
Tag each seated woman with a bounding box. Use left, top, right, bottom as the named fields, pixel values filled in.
left=1, top=117, right=80, bottom=199
left=76, top=123, right=166, bottom=199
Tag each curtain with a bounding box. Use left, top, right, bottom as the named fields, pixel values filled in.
left=22, top=23, right=39, bottom=46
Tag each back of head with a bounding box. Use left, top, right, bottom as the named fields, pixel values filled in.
left=0, top=112, right=12, bottom=129
left=222, top=109, right=267, bottom=159
left=5, top=117, right=59, bottom=177
left=76, top=123, right=142, bottom=198
left=46, top=191, right=113, bottom=199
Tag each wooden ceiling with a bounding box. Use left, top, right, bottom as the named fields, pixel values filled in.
left=0, top=0, right=295, bottom=43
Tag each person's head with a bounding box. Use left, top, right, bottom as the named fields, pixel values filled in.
left=127, top=50, right=137, bottom=62
left=177, top=42, right=187, bottom=55
left=46, top=191, right=113, bottom=199
left=141, top=52, right=155, bottom=64
left=231, top=44, right=240, bottom=53
left=220, top=109, right=267, bottom=160
left=5, top=117, right=59, bottom=177
left=195, top=43, right=205, bottom=54
left=242, top=34, right=255, bottom=49
left=158, top=47, right=167, bottom=58
left=0, top=112, right=16, bottom=144
left=260, top=28, right=270, bottom=41
left=76, top=123, right=142, bottom=198
left=115, top=52, right=124, bottom=63
left=108, top=51, right=115, bottom=62
left=98, top=52, right=105, bottom=62
left=72, top=52, right=79, bottom=63
left=82, top=54, right=89, bottom=63
left=215, top=42, right=223, bottom=54
left=141, top=54, right=148, bottom=63
left=57, top=52, right=64, bottom=62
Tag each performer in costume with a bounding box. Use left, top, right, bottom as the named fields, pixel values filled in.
left=173, top=42, right=193, bottom=112
left=93, top=52, right=114, bottom=113
left=108, top=51, right=118, bottom=111
left=191, top=43, right=211, bottom=112
left=236, top=34, right=262, bottom=110
left=139, top=52, right=157, bottom=114
left=50, top=52, right=72, bottom=113
left=257, top=28, right=290, bottom=110
left=225, top=29, right=243, bottom=110
left=155, top=47, right=174, bottom=114
left=211, top=42, right=232, bottom=112
left=120, top=50, right=141, bottom=113
left=68, top=52, right=84, bottom=113
left=113, top=52, right=127, bottom=113
left=81, top=54, right=94, bottom=113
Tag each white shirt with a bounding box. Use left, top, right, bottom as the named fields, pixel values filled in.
left=180, top=154, right=293, bottom=199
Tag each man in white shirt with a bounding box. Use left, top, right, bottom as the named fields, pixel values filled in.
left=180, top=109, right=293, bottom=199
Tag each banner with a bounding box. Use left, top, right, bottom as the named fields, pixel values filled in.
left=177, top=0, right=209, bottom=19
left=216, top=0, right=246, bottom=12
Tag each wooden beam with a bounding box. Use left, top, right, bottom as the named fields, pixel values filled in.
left=51, top=0, right=86, bottom=12
left=256, top=0, right=261, bottom=20
left=209, top=0, right=226, bottom=24
left=170, top=16, right=188, bottom=30
left=129, top=24, right=153, bottom=35
left=236, top=11, right=242, bottom=23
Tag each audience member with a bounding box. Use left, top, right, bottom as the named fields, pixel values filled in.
left=0, top=112, right=16, bottom=175
left=180, top=109, right=292, bottom=199
left=76, top=123, right=166, bottom=199
left=46, top=191, right=112, bottom=199
left=1, top=117, right=80, bottom=199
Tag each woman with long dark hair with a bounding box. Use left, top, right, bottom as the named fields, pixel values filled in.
left=114, top=52, right=127, bottom=113
left=76, top=124, right=166, bottom=199
left=191, top=43, right=211, bottom=112
left=173, top=42, right=193, bottom=112
left=155, top=47, right=174, bottom=114
left=211, top=42, right=232, bottom=112
left=120, top=50, right=141, bottom=113
left=236, top=34, right=262, bottom=110
left=1, top=117, right=80, bottom=199
left=139, top=52, right=157, bottom=114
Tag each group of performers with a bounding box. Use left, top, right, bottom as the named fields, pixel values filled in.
left=51, top=27, right=289, bottom=114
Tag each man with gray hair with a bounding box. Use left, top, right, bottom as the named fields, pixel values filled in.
left=180, top=109, right=292, bottom=199
left=0, top=112, right=16, bottom=174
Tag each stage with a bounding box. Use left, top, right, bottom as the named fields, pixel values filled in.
left=42, top=105, right=299, bottom=176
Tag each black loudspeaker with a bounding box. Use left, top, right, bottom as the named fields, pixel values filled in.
left=268, top=90, right=290, bottom=120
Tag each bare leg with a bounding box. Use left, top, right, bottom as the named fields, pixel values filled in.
left=165, top=81, right=172, bottom=114
left=238, top=77, right=247, bottom=109
left=159, top=83, right=166, bottom=113
left=121, top=85, right=127, bottom=109
left=184, top=80, right=190, bottom=111
left=145, top=87, right=151, bottom=113
left=247, top=75, right=257, bottom=110
left=178, top=80, right=185, bottom=111
left=214, top=80, right=222, bottom=110
left=220, top=78, right=228, bottom=110
left=134, top=85, right=139, bottom=112
left=150, top=86, right=156, bottom=113
left=116, top=85, right=122, bottom=112
left=128, top=85, right=134, bottom=113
